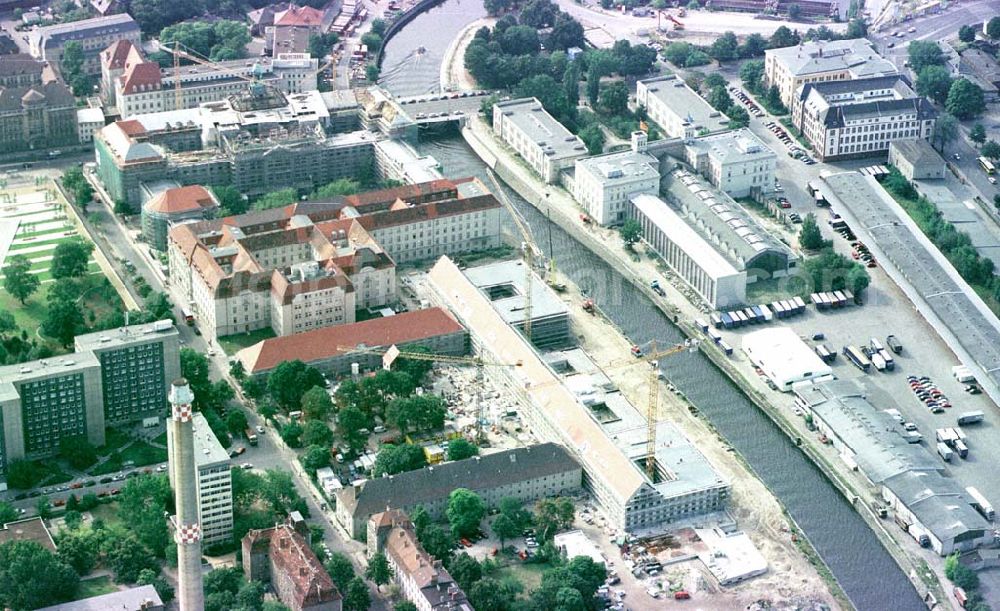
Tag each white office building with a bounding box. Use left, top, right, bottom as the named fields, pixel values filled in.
left=636, top=74, right=730, bottom=139
left=684, top=129, right=777, bottom=198
left=630, top=194, right=747, bottom=308
left=573, top=132, right=659, bottom=226
left=492, top=97, right=588, bottom=184
left=167, top=412, right=233, bottom=546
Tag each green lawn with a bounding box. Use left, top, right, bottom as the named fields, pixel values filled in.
left=90, top=440, right=166, bottom=475
left=746, top=277, right=810, bottom=303
left=495, top=561, right=548, bottom=591
left=76, top=576, right=117, bottom=598
left=99, top=428, right=131, bottom=454
left=8, top=235, right=78, bottom=252
left=152, top=431, right=167, bottom=446
left=218, top=327, right=276, bottom=355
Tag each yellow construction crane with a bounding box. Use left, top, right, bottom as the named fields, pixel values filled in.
left=338, top=344, right=522, bottom=442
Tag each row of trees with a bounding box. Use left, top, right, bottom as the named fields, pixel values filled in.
left=699, top=73, right=750, bottom=129
left=910, top=41, right=986, bottom=120
left=61, top=168, right=94, bottom=211
left=160, top=20, right=250, bottom=63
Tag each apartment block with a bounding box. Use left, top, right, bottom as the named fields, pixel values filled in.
left=0, top=354, right=105, bottom=469
left=29, top=14, right=140, bottom=75
left=573, top=132, right=659, bottom=226
left=74, top=321, right=180, bottom=426
left=492, top=97, right=588, bottom=184
left=684, top=129, right=777, bottom=198
left=242, top=518, right=341, bottom=611
left=764, top=38, right=898, bottom=109
left=368, top=511, right=473, bottom=611
left=636, top=74, right=730, bottom=139
left=167, top=412, right=232, bottom=546
left=790, top=75, right=936, bottom=161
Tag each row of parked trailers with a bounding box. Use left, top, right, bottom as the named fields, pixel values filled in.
left=708, top=298, right=807, bottom=330
left=810, top=290, right=854, bottom=309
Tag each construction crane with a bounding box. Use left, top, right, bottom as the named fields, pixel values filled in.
left=485, top=169, right=544, bottom=344
left=338, top=344, right=522, bottom=443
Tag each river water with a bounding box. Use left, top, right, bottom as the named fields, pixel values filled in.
left=380, top=6, right=926, bottom=609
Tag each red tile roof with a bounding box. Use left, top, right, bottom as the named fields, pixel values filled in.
left=273, top=4, right=324, bottom=27
left=237, top=307, right=465, bottom=374
left=100, top=39, right=135, bottom=70
left=249, top=524, right=341, bottom=610
left=355, top=193, right=501, bottom=231
left=120, top=60, right=161, bottom=94
left=341, top=179, right=457, bottom=211
left=116, top=119, right=146, bottom=137
left=144, top=185, right=218, bottom=215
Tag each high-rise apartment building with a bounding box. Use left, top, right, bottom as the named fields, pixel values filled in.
left=167, top=412, right=232, bottom=546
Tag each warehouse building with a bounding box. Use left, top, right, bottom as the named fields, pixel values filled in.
left=662, top=169, right=797, bottom=281
left=573, top=132, right=659, bottom=226
left=742, top=327, right=832, bottom=391
left=465, top=259, right=573, bottom=350
left=684, top=129, right=777, bottom=198
left=636, top=74, right=730, bottom=139
left=888, top=139, right=946, bottom=181
left=492, top=98, right=588, bottom=184
left=236, top=307, right=468, bottom=377
left=630, top=193, right=747, bottom=309
left=335, top=443, right=581, bottom=538
left=427, top=256, right=730, bottom=535
left=764, top=39, right=898, bottom=109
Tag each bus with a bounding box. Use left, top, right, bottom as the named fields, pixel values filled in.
left=181, top=307, right=195, bottom=325
left=979, top=156, right=996, bottom=175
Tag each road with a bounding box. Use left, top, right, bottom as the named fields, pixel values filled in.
left=869, top=0, right=999, bottom=62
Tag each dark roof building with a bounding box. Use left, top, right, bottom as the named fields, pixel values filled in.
left=0, top=79, right=78, bottom=154
left=36, top=585, right=163, bottom=611
left=0, top=53, right=46, bottom=87
left=242, top=519, right=342, bottom=611
left=336, top=443, right=583, bottom=537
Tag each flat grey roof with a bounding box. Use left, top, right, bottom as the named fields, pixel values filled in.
left=74, top=320, right=178, bottom=352
left=494, top=98, right=587, bottom=161
left=890, top=139, right=942, bottom=167
left=686, top=128, right=776, bottom=165
left=464, top=259, right=569, bottom=326
left=36, top=585, right=162, bottom=611
left=766, top=38, right=898, bottom=78
left=796, top=380, right=942, bottom=485
left=638, top=74, right=729, bottom=133
left=815, top=172, right=1000, bottom=392
left=0, top=352, right=100, bottom=386
left=192, top=412, right=231, bottom=467
left=31, top=13, right=137, bottom=46
left=575, top=150, right=659, bottom=186
left=883, top=470, right=990, bottom=544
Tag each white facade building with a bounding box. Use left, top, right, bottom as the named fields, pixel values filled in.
left=684, top=129, right=776, bottom=198
left=573, top=132, right=659, bottom=226
left=492, top=97, right=588, bottom=184
left=630, top=194, right=747, bottom=308
left=742, top=327, right=833, bottom=392
left=636, top=74, right=729, bottom=139
left=167, top=412, right=233, bottom=546
left=76, top=107, right=105, bottom=144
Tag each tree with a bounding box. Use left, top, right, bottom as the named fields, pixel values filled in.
left=916, top=65, right=953, bottom=104
left=117, top=474, right=172, bottom=558
left=299, top=445, right=330, bottom=474
left=933, top=112, right=960, bottom=153
left=301, top=420, right=333, bottom=447
left=365, top=552, right=393, bottom=590
left=0, top=541, right=78, bottom=609
left=325, top=553, right=355, bottom=590
left=160, top=21, right=250, bottom=63
left=908, top=41, right=945, bottom=74
left=386, top=395, right=445, bottom=434
left=491, top=513, right=520, bottom=549
left=685, top=50, right=711, bottom=68
left=42, top=298, right=84, bottom=348
left=226, top=410, right=249, bottom=437
left=267, top=360, right=325, bottom=410
left=709, top=31, right=739, bottom=62
left=740, top=59, right=765, bottom=93
left=706, top=86, right=733, bottom=112
left=703, top=73, right=727, bottom=92
left=56, top=531, right=99, bottom=575
left=987, top=16, right=1000, bottom=39
left=418, top=524, right=454, bottom=564
left=727, top=105, right=750, bottom=129
left=799, top=213, right=827, bottom=250
left=970, top=124, right=987, bottom=146
left=373, top=443, right=427, bottom=476
left=312, top=178, right=361, bottom=199
left=253, top=188, right=299, bottom=211
left=469, top=577, right=522, bottom=611
left=338, top=406, right=370, bottom=453
left=411, top=505, right=431, bottom=538
left=982, top=140, right=1000, bottom=160
left=204, top=566, right=243, bottom=597
left=846, top=18, right=867, bottom=38
left=619, top=218, right=641, bottom=246
left=578, top=124, right=605, bottom=156
left=447, top=553, right=482, bottom=591
left=447, top=488, right=486, bottom=538
left=211, top=185, right=247, bottom=217
left=280, top=421, right=303, bottom=447
left=102, top=532, right=159, bottom=583
left=562, top=63, right=580, bottom=111
left=521, top=0, right=556, bottom=27
left=447, top=438, right=478, bottom=461
left=739, top=33, right=767, bottom=58
left=138, top=568, right=175, bottom=604
left=0, top=502, right=16, bottom=525
left=549, top=12, right=586, bottom=51
left=787, top=2, right=801, bottom=18
left=308, top=32, right=339, bottom=59
left=663, top=42, right=693, bottom=67
left=958, top=25, right=976, bottom=43
left=533, top=557, right=606, bottom=610
left=0, top=310, right=15, bottom=338
left=484, top=0, right=511, bottom=16
left=343, top=577, right=371, bottom=611
left=946, top=78, right=986, bottom=120
left=59, top=435, right=98, bottom=469
left=535, top=497, right=575, bottom=540
left=768, top=26, right=800, bottom=49
left=365, top=63, right=380, bottom=83
left=62, top=41, right=84, bottom=81
left=499, top=25, right=540, bottom=56
left=3, top=255, right=39, bottom=305
left=765, top=84, right=786, bottom=113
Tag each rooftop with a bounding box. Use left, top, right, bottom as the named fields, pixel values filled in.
left=575, top=150, right=659, bottom=185
left=341, top=443, right=580, bottom=517
left=883, top=470, right=990, bottom=545
left=889, top=138, right=942, bottom=168
left=637, top=74, right=730, bottom=133
left=74, top=319, right=178, bottom=353
left=464, top=259, right=569, bottom=327
left=686, top=129, right=776, bottom=165
left=825, top=98, right=936, bottom=128
left=0, top=517, right=56, bottom=552
left=35, top=585, right=162, bottom=611
left=630, top=194, right=741, bottom=280
left=236, top=308, right=465, bottom=374
left=494, top=97, right=588, bottom=161
left=31, top=13, right=137, bottom=45
left=0, top=352, right=100, bottom=386
left=766, top=38, right=898, bottom=78
left=143, top=185, right=219, bottom=216
left=192, top=412, right=230, bottom=467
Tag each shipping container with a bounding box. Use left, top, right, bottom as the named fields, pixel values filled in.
left=707, top=328, right=723, bottom=344
left=695, top=318, right=709, bottom=332
left=719, top=340, right=733, bottom=356
left=871, top=353, right=886, bottom=371
left=815, top=344, right=835, bottom=363
left=878, top=349, right=895, bottom=371
left=954, top=439, right=969, bottom=459
left=759, top=304, right=773, bottom=322
left=936, top=428, right=959, bottom=444
left=833, top=291, right=848, bottom=307
left=937, top=442, right=954, bottom=462
left=966, top=486, right=995, bottom=520
left=720, top=312, right=734, bottom=329
left=870, top=337, right=885, bottom=352
left=843, top=346, right=871, bottom=371
left=810, top=293, right=824, bottom=308
left=793, top=296, right=806, bottom=310
left=710, top=313, right=723, bottom=328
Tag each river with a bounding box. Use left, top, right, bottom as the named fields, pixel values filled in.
left=379, top=6, right=926, bottom=609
